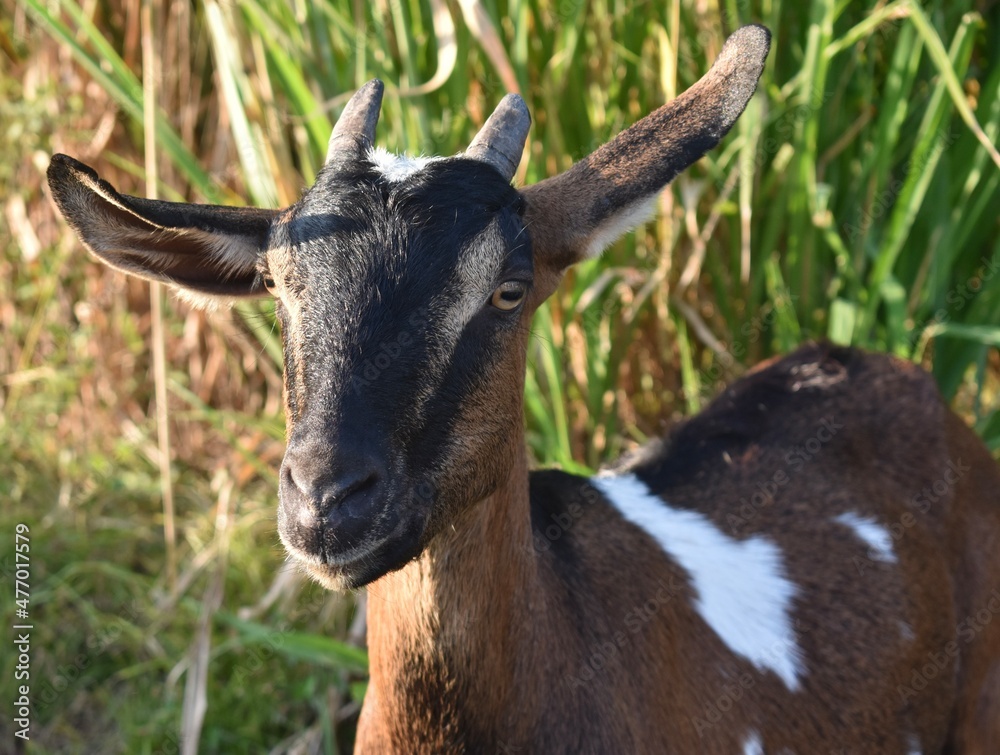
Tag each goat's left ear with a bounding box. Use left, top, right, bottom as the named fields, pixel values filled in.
left=522, top=24, right=770, bottom=270
left=47, top=154, right=278, bottom=297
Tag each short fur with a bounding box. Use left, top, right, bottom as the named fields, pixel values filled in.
left=46, top=23, right=1000, bottom=755
left=361, top=344, right=1000, bottom=754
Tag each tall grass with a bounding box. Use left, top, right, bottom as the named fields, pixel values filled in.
left=2, top=0, right=999, bottom=751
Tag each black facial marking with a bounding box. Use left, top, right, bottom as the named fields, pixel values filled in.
left=275, top=154, right=533, bottom=585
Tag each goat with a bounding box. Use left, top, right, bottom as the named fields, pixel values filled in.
left=47, top=24, right=1000, bottom=754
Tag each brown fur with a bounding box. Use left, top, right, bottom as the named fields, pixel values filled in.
left=357, top=344, right=1000, bottom=754
left=46, top=23, right=1000, bottom=753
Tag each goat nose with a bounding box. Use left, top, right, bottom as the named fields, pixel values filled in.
left=280, top=441, right=385, bottom=521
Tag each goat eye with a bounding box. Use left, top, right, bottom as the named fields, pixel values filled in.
left=490, top=282, right=525, bottom=311
left=491, top=281, right=527, bottom=311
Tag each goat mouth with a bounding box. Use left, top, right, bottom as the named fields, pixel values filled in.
left=294, top=526, right=424, bottom=590
left=278, top=498, right=428, bottom=590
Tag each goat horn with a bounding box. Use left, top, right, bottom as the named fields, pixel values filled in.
left=326, top=79, right=385, bottom=163
left=465, top=94, right=531, bottom=181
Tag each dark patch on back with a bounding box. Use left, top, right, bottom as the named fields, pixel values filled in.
left=619, top=343, right=928, bottom=499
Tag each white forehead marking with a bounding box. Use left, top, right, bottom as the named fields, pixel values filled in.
left=592, top=473, right=803, bottom=691
left=367, top=146, right=440, bottom=183
left=742, top=731, right=764, bottom=755
left=834, top=511, right=897, bottom=563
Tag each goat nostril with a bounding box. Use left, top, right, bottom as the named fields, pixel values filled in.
left=281, top=452, right=382, bottom=517
left=282, top=458, right=315, bottom=499
left=333, top=470, right=380, bottom=517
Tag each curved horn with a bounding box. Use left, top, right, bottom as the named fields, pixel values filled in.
left=465, top=94, right=531, bottom=181
left=326, top=79, right=385, bottom=163
left=522, top=24, right=771, bottom=267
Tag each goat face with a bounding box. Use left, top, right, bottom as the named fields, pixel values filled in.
left=271, top=155, right=533, bottom=588
left=47, top=25, right=771, bottom=590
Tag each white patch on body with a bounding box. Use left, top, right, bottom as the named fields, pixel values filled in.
left=742, top=730, right=764, bottom=755
left=367, top=146, right=440, bottom=183
left=834, top=511, right=897, bottom=563
left=592, top=473, right=804, bottom=691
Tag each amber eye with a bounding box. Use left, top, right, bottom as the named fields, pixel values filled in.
left=491, top=281, right=527, bottom=311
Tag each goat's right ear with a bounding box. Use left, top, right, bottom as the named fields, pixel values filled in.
left=47, top=154, right=279, bottom=298
left=522, top=24, right=770, bottom=270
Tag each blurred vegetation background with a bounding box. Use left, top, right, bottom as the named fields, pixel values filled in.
left=1, top=0, right=998, bottom=751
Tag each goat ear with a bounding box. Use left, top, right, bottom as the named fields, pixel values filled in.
left=47, top=154, right=278, bottom=298
left=522, top=24, right=770, bottom=269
